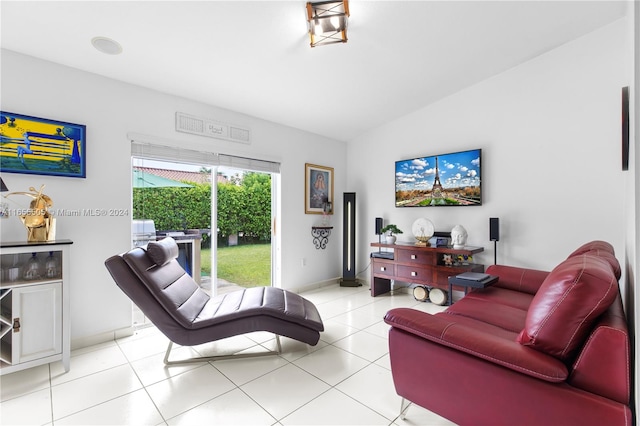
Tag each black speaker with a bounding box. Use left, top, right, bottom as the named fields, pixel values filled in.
left=489, top=217, right=500, bottom=242
left=375, top=217, right=383, bottom=235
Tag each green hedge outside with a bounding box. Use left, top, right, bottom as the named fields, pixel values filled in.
left=133, top=172, right=271, bottom=245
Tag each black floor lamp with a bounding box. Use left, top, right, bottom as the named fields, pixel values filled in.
left=340, top=192, right=361, bottom=287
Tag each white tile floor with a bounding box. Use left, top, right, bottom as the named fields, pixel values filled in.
left=0, top=284, right=456, bottom=426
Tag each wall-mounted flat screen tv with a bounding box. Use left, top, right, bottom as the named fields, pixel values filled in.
left=395, top=148, right=482, bottom=207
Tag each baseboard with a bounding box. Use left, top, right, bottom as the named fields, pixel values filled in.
left=392, top=284, right=411, bottom=294
left=290, top=278, right=341, bottom=294
left=71, top=326, right=135, bottom=351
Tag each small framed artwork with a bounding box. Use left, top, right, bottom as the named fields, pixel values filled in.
left=305, top=163, right=334, bottom=214
left=0, top=111, right=86, bottom=178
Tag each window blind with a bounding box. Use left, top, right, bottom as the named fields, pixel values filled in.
left=218, top=153, right=280, bottom=173
left=131, top=141, right=216, bottom=167
left=130, top=137, right=280, bottom=173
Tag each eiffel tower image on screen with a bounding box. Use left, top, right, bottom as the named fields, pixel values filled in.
left=431, top=156, right=445, bottom=204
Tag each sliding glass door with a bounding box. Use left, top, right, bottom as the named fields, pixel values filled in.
left=215, top=169, right=274, bottom=294
left=131, top=144, right=279, bottom=328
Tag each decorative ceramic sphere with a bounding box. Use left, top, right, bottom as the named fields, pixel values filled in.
left=451, top=225, right=468, bottom=249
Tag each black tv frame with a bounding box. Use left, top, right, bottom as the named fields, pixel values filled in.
left=395, top=148, right=482, bottom=207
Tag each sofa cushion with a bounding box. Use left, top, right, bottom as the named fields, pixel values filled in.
left=568, top=240, right=614, bottom=257
left=146, top=237, right=179, bottom=266
left=487, top=264, right=549, bottom=295
left=463, top=286, right=534, bottom=311
left=435, top=311, right=521, bottom=341
left=446, top=296, right=527, bottom=334
left=517, top=254, right=618, bottom=360
left=567, top=240, right=621, bottom=279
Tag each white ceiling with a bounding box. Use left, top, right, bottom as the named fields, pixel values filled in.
left=0, top=1, right=628, bottom=142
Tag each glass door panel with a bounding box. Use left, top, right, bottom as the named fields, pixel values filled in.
left=130, top=156, right=277, bottom=327
left=131, top=158, right=212, bottom=327
left=214, top=168, right=273, bottom=295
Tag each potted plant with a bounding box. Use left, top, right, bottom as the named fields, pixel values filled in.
left=381, top=224, right=403, bottom=244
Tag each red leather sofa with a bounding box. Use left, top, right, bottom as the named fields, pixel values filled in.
left=384, top=241, right=632, bottom=426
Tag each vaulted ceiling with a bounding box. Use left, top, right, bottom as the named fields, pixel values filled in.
left=0, top=1, right=628, bottom=142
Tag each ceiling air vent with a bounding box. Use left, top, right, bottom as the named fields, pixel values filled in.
left=175, top=112, right=251, bottom=144
left=229, top=126, right=251, bottom=144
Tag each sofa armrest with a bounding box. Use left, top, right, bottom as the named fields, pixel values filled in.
left=384, top=307, right=567, bottom=382
left=486, top=264, right=549, bottom=295
left=568, top=295, right=630, bottom=405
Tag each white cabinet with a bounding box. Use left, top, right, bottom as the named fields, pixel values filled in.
left=1, top=282, right=63, bottom=365
left=0, top=240, right=71, bottom=375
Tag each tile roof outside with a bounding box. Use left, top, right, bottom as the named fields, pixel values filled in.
left=133, top=167, right=228, bottom=185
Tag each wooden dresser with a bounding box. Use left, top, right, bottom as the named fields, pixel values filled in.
left=370, top=242, right=484, bottom=296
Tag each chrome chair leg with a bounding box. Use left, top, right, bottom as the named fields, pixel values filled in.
left=400, top=398, right=412, bottom=420
left=163, top=334, right=282, bottom=365
left=275, top=333, right=282, bottom=352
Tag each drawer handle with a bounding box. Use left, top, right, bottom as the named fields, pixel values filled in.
left=411, top=271, right=418, bottom=277
left=13, top=318, right=20, bottom=333
left=411, top=254, right=417, bottom=260
left=380, top=267, right=386, bottom=272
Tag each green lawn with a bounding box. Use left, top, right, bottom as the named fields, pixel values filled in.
left=201, top=244, right=271, bottom=287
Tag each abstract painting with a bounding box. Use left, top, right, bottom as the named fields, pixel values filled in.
left=0, top=112, right=86, bottom=178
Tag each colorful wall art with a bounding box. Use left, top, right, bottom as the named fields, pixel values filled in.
left=0, top=112, right=86, bottom=178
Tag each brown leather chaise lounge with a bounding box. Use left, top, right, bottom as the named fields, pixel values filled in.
left=105, top=237, right=324, bottom=364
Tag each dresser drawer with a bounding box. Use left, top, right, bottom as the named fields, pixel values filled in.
left=396, top=250, right=435, bottom=265
left=369, top=242, right=485, bottom=297
left=372, top=260, right=395, bottom=277
left=396, top=265, right=433, bottom=283
left=434, top=264, right=484, bottom=286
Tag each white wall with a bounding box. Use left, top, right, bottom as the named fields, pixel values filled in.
left=350, top=20, right=638, bottom=417
left=627, top=0, right=639, bottom=418
left=348, top=19, right=631, bottom=281
left=1, top=49, right=346, bottom=344
left=350, top=17, right=637, bottom=415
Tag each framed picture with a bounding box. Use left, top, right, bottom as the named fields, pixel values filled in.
left=0, top=111, right=86, bottom=178
left=305, top=163, right=333, bottom=214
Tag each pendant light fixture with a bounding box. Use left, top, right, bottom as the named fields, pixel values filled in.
left=306, top=0, right=349, bottom=47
